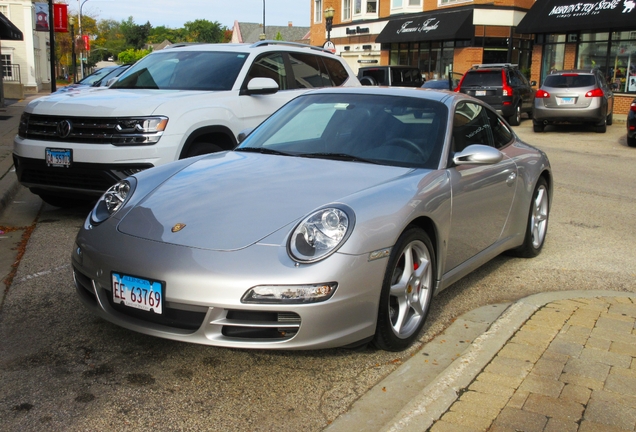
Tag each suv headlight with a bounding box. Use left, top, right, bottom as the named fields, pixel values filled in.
left=90, top=179, right=136, bottom=225
left=112, top=116, right=168, bottom=145
left=288, top=206, right=355, bottom=263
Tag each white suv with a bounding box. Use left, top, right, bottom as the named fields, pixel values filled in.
left=14, top=41, right=359, bottom=206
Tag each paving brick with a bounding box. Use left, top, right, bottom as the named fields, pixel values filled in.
left=518, top=323, right=561, bottom=338
left=523, top=394, right=584, bottom=422
left=608, top=301, right=636, bottom=317
left=489, top=407, right=547, bottom=432
left=592, top=389, right=636, bottom=411
left=596, top=316, right=636, bottom=334
left=498, top=342, right=544, bottom=363
left=611, top=366, right=636, bottom=380
left=458, top=389, right=510, bottom=409
left=439, top=410, right=493, bottom=430
left=544, top=417, right=578, bottom=432
left=506, top=390, right=529, bottom=409
left=475, top=371, right=524, bottom=389
left=567, top=309, right=602, bottom=329
left=579, top=420, right=632, bottom=432
left=559, top=383, right=592, bottom=405
left=547, top=339, right=584, bottom=357
left=449, top=400, right=502, bottom=419
left=518, top=373, right=564, bottom=398
left=610, top=340, right=636, bottom=357
left=531, top=358, right=566, bottom=380
left=585, top=396, right=636, bottom=430
left=430, top=420, right=483, bottom=432
left=560, top=372, right=605, bottom=391
left=604, top=372, right=636, bottom=398
left=563, top=357, right=611, bottom=382
left=586, top=336, right=612, bottom=351
left=603, top=311, right=636, bottom=324
left=579, top=347, right=632, bottom=368
left=591, top=327, right=636, bottom=345
left=511, top=330, right=556, bottom=348
left=483, top=356, right=533, bottom=379
left=542, top=350, right=570, bottom=364
left=559, top=324, right=592, bottom=344
left=467, top=380, right=516, bottom=399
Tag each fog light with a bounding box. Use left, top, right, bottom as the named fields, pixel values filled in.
left=241, top=283, right=338, bottom=304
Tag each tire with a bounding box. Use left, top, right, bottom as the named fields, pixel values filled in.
left=508, top=177, right=549, bottom=258
left=507, top=105, right=521, bottom=126
left=184, top=141, right=223, bottom=158
left=628, top=136, right=636, bottom=148
left=373, top=227, right=435, bottom=351
left=606, top=112, right=613, bottom=126
left=533, top=121, right=545, bottom=133
left=595, top=118, right=607, bottom=133
left=526, top=108, right=534, bottom=119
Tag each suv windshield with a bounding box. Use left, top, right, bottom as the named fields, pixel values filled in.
left=461, top=71, right=502, bottom=87
left=112, top=51, right=249, bottom=91
left=543, top=74, right=596, bottom=88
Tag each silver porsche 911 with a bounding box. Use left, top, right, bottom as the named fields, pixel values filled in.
left=72, top=87, right=552, bottom=351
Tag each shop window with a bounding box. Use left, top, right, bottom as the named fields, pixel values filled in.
left=608, top=39, right=636, bottom=92
left=541, top=39, right=566, bottom=84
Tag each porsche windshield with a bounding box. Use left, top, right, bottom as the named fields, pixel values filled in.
left=112, top=51, right=248, bottom=90
left=237, top=93, right=448, bottom=169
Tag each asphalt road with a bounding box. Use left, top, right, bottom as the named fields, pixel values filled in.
left=0, top=119, right=634, bottom=431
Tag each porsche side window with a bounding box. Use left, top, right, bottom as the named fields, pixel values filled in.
left=485, top=108, right=514, bottom=149
left=452, top=102, right=494, bottom=151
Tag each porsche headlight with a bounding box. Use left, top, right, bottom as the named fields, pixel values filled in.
left=90, top=179, right=135, bottom=225
left=288, top=206, right=354, bottom=263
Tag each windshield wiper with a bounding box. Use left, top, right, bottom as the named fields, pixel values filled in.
left=296, top=152, right=379, bottom=164
left=235, top=147, right=293, bottom=156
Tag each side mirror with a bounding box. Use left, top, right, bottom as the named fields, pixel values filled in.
left=237, top=128, right=254, bottom=143
left=241, top=77, right=279, bottom=95
left=453, top=144, right=504, bottom=166
left=530, top=80, right=537, bottom=86
left=105, top=77, right=118, bottom=87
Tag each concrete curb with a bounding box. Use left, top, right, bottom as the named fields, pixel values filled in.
left=0, top=157, right=19, bottom=214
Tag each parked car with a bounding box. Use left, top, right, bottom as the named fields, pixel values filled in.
left=72, top=86, right=552, bottom=351
left=422, top=73, right=463, bottom=91
left=533, top=69, right=614, bottom=133
left=14, top=41, right=359, bottom=207
left=55, top=64, right=131, bottom=94
left=455, top=64, right=535, bottom=126
left=358, top=65, right=423, bottom=87
left=628, top=98, right=636, bottom=147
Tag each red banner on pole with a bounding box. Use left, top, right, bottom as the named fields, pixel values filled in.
left=54, top=3, right=68, bottom=33
left=83, top=34, right=90, bottom=51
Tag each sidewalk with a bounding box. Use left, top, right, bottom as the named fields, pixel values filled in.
left=329, top=291, right=636, bottom=432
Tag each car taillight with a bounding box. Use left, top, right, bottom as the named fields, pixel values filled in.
left=454, top=75, right=465, bottom=92
left=502, top=70, right=513, bottom=96
left=630, top=102, right=636, bottom=112
left=585, top=88, right=604, bottom=97
left=535, top=89, right=550, bottom=98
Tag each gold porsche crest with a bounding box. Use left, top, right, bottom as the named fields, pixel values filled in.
left=171, top=223, right=186, bottom=233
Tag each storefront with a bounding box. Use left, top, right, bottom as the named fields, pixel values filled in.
left=374, top=5, right=533, bottom=80
left=517, top=0, right=636, bottom=112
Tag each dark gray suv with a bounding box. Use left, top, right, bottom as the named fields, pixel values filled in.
left=455, top=64, right=535, bottom=126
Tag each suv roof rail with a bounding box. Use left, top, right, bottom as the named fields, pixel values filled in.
left=250, top=40, right=334, bottom=54
left=471, top=63, right=518, bottom=69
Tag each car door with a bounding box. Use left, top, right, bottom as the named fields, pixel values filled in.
left=445, top=101, right=518, bottom=271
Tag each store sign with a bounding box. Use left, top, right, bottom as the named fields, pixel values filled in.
left=346, top=26, right=370, bottom=35
left=396, top=19, right=441, bottom=35
left=547, top=0, right=633, bottom=18
left=34, top=3, right=49, bottom=32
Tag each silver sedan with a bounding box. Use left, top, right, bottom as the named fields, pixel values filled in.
left=72, top=87, right=552, bottom=351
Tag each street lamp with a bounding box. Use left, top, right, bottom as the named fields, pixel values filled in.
left=69, top=16, right=77, bottom=83
left=261, top=0, right=266, bottom=40
left=78, top=0, right=90, bottom=79
left=324, top=7, right=335, bottom=41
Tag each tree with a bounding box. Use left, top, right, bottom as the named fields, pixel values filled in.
left=182, top=19, right=224, bottom=43
left=117, top=48, right=151, bottom=64
left=120, top=17, right=152, bottom=49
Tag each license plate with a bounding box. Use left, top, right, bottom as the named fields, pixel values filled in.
left=475, top=90, right=487, bottom=96
left=45, top=148, right=72, bottom=167
left=112, top=272, right=164, bottom=314
left=558, top=97, right=575, bottom=105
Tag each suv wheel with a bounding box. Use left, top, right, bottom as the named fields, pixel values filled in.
left=507, top=105, right=521, bottom=126
left=595, top=118, right=607, bottom=133
left=606, top=112, right=613, bottom=126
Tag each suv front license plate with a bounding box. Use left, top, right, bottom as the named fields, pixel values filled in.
left=45, top=148, right=72, bottom=167
left=112, top=272, right=164, bottom=314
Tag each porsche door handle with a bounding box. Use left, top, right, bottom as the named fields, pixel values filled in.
left=506, top=172, right=517, bottom=186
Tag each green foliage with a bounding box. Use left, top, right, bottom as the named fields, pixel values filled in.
left=275, top=32, right=283, bottom=41
left=117, top=48, right=151, bottom=64
left=182, top=19, right=225, bottom=43
left=120, top=17, right=152, bottom=50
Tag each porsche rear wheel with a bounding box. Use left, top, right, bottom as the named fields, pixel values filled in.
left=373, top=227, right=435, bottom=351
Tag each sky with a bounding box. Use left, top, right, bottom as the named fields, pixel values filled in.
left=72, top=0, right=311, bottom=29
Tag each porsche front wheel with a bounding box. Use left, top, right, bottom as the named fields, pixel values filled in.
left=373, top=227, right=435, bottom=351
left=509, top=177, right=550, bottom=258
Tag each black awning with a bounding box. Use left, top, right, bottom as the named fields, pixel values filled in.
left=0, top=12, right=23, bottom=41
left=376, top=8, right=473, bottom=43
left=516, top=0, right=636, bottom=34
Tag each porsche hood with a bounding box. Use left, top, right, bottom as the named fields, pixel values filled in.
left=117, top=152, right=412, bottom=251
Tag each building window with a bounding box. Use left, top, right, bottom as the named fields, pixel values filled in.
left=0, top=5, right=9, bottom=17
left=354, top=0, right=377, bottom=16
left=315, top=0, right=322, bottom=23
left=343, top=0, right=351, bottom=21
left=438, top=0, right=472, bottom=6
left=2, top=54, right=13, bottom=79
left=392, top=0, right=422, bottom=10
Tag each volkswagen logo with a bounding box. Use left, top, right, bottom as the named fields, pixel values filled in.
left=57, top=120, right=73, bottom=138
